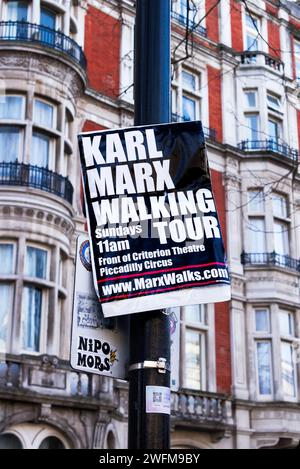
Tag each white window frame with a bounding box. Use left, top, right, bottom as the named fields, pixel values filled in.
left=271, top=193, right=290, bottom=256
left=24, top=243, right=50, bottom=281
left=0, top=94, right=25, bottom=121
left=255, top=339, right=274, bottom=400
left=279, top=310, right=298, bottom=401
left=244, top=11, right=261, bottom=52
left=33, top=98, right=56, bottom=130
left=21, top=284, right=48, bottom=354
left=255, top=308, right=271, bottom=334
left=182, top=304, right=208, bottom=391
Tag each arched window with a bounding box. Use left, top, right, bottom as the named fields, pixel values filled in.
left=0, top=433, right=23, bottom=449
left=38, top=436, right=65, bottom=449
left=106, top=431, right=116, bottom=450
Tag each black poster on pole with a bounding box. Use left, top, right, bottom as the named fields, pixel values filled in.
left=78, top=121, right=230, bottom=318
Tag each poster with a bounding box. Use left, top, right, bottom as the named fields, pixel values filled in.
left=78, top=121, right=231, bottom=318
left=70, top=235, right=129, bottom=379
left=70, top=236, right=180, bottom=389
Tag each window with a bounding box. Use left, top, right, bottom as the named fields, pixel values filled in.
left=248, top=189, right=264, bottom=213
left=0, top=126, right=22, bottom=162
left=182, top=70, right=199, bottom=122
left=0, top=243, right=14, bottom=274
left=281, top=342, right=296, bottom=398
left=279, top=310, right=297, bottom=398
left=267, top=94, right=281, bottom=114
left=0, top=434, right=23, bottom=449
left=272, top=193, right=288, bottom=219
left=33, top=100, right=54, bottom=129
left=245, top=114, right=259, bottom=142
left=249, top=218, right=266, bottom=253
left=268, top=119, right=281, bottom=142
left=245, top=13, right=260, bottom=51
left=255, top=309, right=270, bottom=333
left=38, top=436, right=65, bottom=449
left=25, top=246, right=47, bottom=279
left=40, top=8, right=56, bottom=30
left=7, top=1, right=28, bottom=21
left=294, top=41, right=300, bottom=82
left=184, top=304, right=207, bottom=390
left=272, top=194, right=290, bottom=256
left=256, top=341, right=273, bottom=395
left=22, top=286, right=42, bottom=352
left=0, top=243, right=15, bottom=352
left=0, top=96, right=24, bottom=120
left=32, top=132, right=50, bottom=167
left=279, top=310, right=294, bottom=337
left=0, top=284, right=13, bottom=352
left=245, top=90, right=257, bottom=107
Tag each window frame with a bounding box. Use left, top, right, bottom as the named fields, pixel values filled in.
left=244, top=11, right=261, bottom=52
left=182, top=304, right=208, bottom=391
left=33, top=98, right=56, bottom=130
left=255, top=339, right=274, bottom=399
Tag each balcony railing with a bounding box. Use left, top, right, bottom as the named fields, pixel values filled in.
left=241, top=252, right=300, bottom=272
left=0, top=21, right=86, bottom=69
left=240, top=51, right=283, bottom=73
left=171, top=11, right=207, bottom=38
left=0, top=161, right=73, bottom=204
left=171, top=389, right=234, bottom=428
left=171, top=113, right=217, bottom=140
left=238, top=139, right=299, bottom=163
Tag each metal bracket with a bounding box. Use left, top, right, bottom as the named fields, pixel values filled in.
left=128, top=357, right=170, bottom=374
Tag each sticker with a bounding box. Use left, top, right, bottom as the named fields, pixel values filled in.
left=146, top=386, right=171, bottom=415
left=79, top=240, right=92, bottom=271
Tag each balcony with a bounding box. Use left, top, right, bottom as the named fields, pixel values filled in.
left=241, top=252, right=300, bottom=273
left=239, top=51, right=283, bottom=73
left=171, top=11, right=207, bottom=38
left=0, top=21, right=86, bottom=69
left=171, top=389, right=234, bottom=430
left=0, top=162, right=73, bottom=205
left=238, top=139, right=299, bottom=164
left=0, top=354, right=114, bottom=407
left=171, top=113, right=217, bottom=140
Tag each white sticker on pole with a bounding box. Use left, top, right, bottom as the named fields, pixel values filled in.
left=146, top=386, right=171, bottom=415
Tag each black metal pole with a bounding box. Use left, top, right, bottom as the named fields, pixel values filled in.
left=128, top=0, right=171, bottom=450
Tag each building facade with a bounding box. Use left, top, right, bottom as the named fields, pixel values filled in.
left=0, top=0, right=299, bottom=449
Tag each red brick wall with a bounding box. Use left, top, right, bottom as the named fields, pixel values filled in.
left=265, top=1, right=279, bottom=17
left=211, top=169, right=226, bottom=249
left=214, top=301, right=232, bottom=394
left=230, top=0, right=244, bottom=52
left=207, top=65, right=223, bottom=142
left=211, top=169, right=231, bottom=394
left=267, top=19, right=281, bottom=59
left=84, top=6, right=121, bottom=98
left=83, top=120, right=106, bottom=133
left=206, top=0, right=219, bottom=43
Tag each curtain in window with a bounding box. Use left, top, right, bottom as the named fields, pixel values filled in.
left=25, top=247, right=47, bottom=279
left=281, top=342, right=296, bottom=397
left=182, top=96, right=196, bottom=121
left=34, top=101, right=53, bottom=128
left=7, top=2, right=28, bottom=21
left=31, top=132, right=49, bottom=167
left=0, top=96, right=23, bottom=120
left=185, top=330, right=202, bottom=390
left=22, top=286, right=42, bottom=352
left=257, top=342, right=272, bottom=395
left=0, top=244, right=13, bottom=274
left=0, top=127, right=20, bottom=162
left=0, top=284, right=12, bottom=352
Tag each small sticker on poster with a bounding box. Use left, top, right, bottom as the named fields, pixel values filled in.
left=146, top=386, right=171, bottom=415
